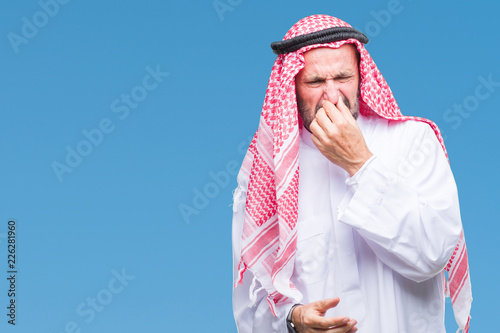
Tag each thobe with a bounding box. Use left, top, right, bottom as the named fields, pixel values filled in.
left=233, top=113, right=462, bottom=333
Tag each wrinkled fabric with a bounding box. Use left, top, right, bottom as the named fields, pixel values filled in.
left=234, top=115, right=459, bottom=333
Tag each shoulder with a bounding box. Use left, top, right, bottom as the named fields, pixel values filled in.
left=361, top=114, right=437, bottom=143
left=360, top=114, right=446, bottom=168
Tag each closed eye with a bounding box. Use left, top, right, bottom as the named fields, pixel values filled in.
left=336, top=75, right=354, bottom=82
left=306, top=79, right=325, bottom=85
left=306, top=76, right=354, bottom=85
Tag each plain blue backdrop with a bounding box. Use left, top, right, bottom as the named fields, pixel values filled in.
left=0, top=0, right=498, bottom=332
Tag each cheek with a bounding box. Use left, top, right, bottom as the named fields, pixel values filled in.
left=296, top=87, right=311, bottom=105
left=301, top=88, right=322, bottom=106
left=342, top=82, right=359, bottom=101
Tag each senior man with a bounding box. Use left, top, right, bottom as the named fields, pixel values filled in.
left=232, top=15, right=472, bottom=333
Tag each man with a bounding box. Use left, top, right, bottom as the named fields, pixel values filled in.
left=232, top=15, right=471, bottom=333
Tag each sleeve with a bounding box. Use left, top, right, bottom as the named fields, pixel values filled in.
left=232, top=184, right=294, bottom=333
left=338, top=123, right=462, bottom=283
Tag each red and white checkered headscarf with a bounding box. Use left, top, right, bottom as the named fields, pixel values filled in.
left=235, top=14, right=471, bottom=332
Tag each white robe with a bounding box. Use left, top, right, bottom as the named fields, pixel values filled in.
left=233, top=114, right=463, bottom=333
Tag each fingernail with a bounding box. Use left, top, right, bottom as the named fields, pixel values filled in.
left=343, top=317, right=350, bottom=323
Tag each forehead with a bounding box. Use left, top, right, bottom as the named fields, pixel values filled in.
left=301, top=44, right=358, bottom=75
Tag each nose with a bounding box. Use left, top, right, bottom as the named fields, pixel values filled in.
left=323, top=79, right=339, bottom=105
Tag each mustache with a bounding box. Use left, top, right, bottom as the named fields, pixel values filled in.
left=314, top=96, right=352, bottom=116
left=297, top=91, right=360, bottom=134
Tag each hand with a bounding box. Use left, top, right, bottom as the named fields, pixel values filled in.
left=291, top=298, right=358, bottom=333
left=310, top=99, right=373, bottom=177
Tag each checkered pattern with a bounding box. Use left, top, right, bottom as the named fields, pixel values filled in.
left=235, top=14, right=470, bottom=331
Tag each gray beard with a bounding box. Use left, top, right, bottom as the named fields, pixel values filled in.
left=297, top=91, right=360, bottom=133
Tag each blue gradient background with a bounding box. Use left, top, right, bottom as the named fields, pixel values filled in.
left=0, top=0, right=497, bottom=332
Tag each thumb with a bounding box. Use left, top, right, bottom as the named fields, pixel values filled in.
left=315, top=297, right=341, bottom=312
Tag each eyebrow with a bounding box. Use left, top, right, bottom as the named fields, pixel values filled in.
left=337, top=70, right=355, bottom=77
left=304, top=74, right=322, bottom=81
